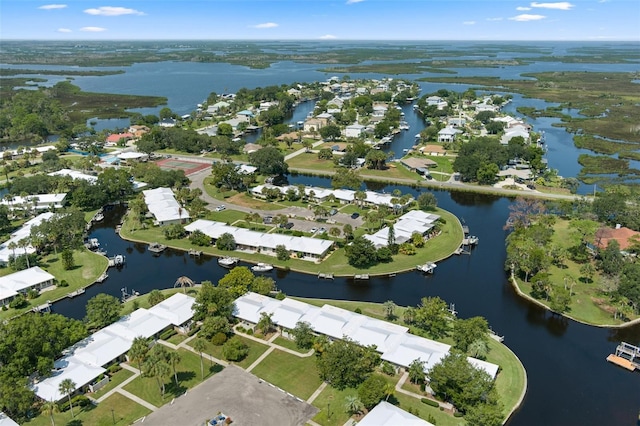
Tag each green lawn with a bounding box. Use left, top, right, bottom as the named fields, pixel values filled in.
left=189, top=334, right=270, bottom=369
left=0, top=248, right=108, bottom=320
left=311, top=384, right=359, bottom=426
left=123, top=348, right=223, bottom=407
left=287, top=153, right=337, bottom=171
left=91, top=368, right=135, bottom=399
left=272, top=336, right=310, bottom=353
left=250, top=349, right=323, bottom=399
left=24, top=392, right=151, bottom=426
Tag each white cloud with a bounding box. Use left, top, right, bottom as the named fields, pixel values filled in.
left=80, top=26, right=107, bottom=32
left=319, top=34, right=337, bottom=39
left=509, top=14, right=546, bottom=21
left=38, top=4, right=67, bottom=10
left=530, top=2, right=574, bottom=10
left=487, top=17, right=503, bottom=21
left=463, top=21, right=476, bottom=25
left=251, top=22, right=278, bottom=29
left=57, top=28, right=72, bottom=33
left=84, top=6, right=144, bottom=16
left=346, top=0, right=365, bottom=4
left=516, top=6, right=531, bottom=11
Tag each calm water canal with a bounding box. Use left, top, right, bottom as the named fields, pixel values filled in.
left=53, top=184, right=640, bottom=426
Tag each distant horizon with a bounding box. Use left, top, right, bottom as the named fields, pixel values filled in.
left=2, top=38, right=638, bottom=43
left=2, top=1, right=638, bottom=41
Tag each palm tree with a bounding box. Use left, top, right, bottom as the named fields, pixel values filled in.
left=344, top=395, right=363, bottom=416
left=174, top=276, right=194, bottom=293
left=192, top=338, right=207, bottom=379
left=145, top=358, right=171, bottom=397
left=18, top=238, right=30, bottom=268
left=58, top=378, right=76, bottom=418
left=42, top=399, right=59, bottom=426
left=257, top=312, right=274, bottom=335
left=354, top=190, right=366, bottom=207
left=8, top=241, right=16, bottom=268
left=383, top=300, right=397, bottom=320
left=468, top=339, right=489, bottom=360
left=383, top=382, right=395, bottom=402
left=167, top=351, right=181, bottom=386
left=128, top=337, right=150, bottom=373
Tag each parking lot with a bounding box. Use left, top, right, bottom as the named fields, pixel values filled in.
left=141, top=366, right=318, bottom=426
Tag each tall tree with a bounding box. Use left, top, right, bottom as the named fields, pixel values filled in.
left=59, top=379, right=76, bottom=417
left=414, top=297, right=452, bottom=339
left=128, top=337, right=151, bottom=373
left=192, top=338, right=208, bottom=379
left=84, top=293, right=122, bottom=330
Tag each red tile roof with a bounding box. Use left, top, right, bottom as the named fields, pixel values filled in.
left=595, top=227, right=640, bottom=251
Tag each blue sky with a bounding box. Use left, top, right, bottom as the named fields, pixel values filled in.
left=1, top=1, right=638, bottom=41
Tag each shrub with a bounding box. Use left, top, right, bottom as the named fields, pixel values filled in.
left=245, top=328, right=254, bottom=335
left=222, top=337, right=249, bottom=361
left=27, top=288, right=39, bottom=299
left=211, top=332, right=228, bottom=346
left=354, top=308, right=362, bottom=314
left=381, top=361, right=396, bottom=376
left=421, top=398, right=439, bottom=407
left=58, top=280, right=69, bottom=287
left=9, top=294, right=28, bottom=309
left=159, top=328, right=177, bottom=340
left=454, top=412, right=464, bottom=417
left=275, top=292, right=286, bottom=300
left=60, top=395, right=91, bottom=412
left=107, top=364, right=122, bottom=374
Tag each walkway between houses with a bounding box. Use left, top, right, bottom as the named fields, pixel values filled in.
left=95, top=364, right=141, bottom=404
left=395, top=371, right=453, bottom=411
left=116, top=388, right=159, bottom=411
left=233, top=327, right=315, bottom=358
left=246, top=346, right=275, bottom=372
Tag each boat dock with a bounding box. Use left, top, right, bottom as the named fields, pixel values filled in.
left=188, top=249, right=202, bottom=256
left=108, top=254, right=126, bottom=267
left=67, top=288, right=85, bottom=298
left=318, top=273, right=334, bottom=280
left=607, top=342, right=640, bottom=371
left=354, top=274, right=369, bottom=280
left=32, top=301, right=52, bottom=313
left=95, top=272, right=108, bottom=283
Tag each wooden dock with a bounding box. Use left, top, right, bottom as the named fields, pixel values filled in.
left=606, top=354, right=635, bottom=371
left=607, top=342, right=640, bottom=372
left=354, top=274, right=369, bottom=280
left=318, top=273, right=334, bottom=280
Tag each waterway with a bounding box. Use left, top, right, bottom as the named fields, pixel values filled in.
left=52, top=183, right=640, bottom=426
left=5, top=42, right=640, bottom=424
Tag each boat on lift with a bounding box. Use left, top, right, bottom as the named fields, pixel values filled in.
left=251, top=263, right=273, bottom=273
left=218, top=256, right=239, bottom=268
left=416, top=262, right=437, bottom=274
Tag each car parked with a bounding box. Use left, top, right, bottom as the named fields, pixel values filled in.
left=351, top=212, right=360, bottom=219
left=215, top=205, right=226, bottom=212
left=310, top=227, right=318, bottom=233
left=319, top=227, right=326, bottom=234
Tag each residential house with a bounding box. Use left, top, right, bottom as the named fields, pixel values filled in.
left=437, top=126, right=462, bottom=143
left=159, top=118, right=177, bottom=127
left=0, top=193, right=67, bottom=212
left=358, top=401, right=434, bottom=426
left=0, top=267, right=56, bottom=307
left=142, top=187, right=190, bottom=226
left=0, top=212, right=54, bottom=266
left=595, top=226, right=640, bottom=252
left=345, top=123, right=365, bottom=138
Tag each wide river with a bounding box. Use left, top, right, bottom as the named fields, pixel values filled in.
left=6, top=42, right=640, bottom=425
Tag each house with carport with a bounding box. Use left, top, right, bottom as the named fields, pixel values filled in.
left=0, top=267, right=55, bottom=307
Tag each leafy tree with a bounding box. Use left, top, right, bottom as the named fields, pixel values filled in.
left=84, top=293, right=122, bottom=330
left=249, top=146, right=288, bottom=176
left=429, top=352, right=496, bottom=413
left=216, top=232, right=236, bottom=251
left=408, top=358, right=426, bottom=384
left=357, top=375, right=387, bottom=409
left=468, top=339, right=490, bottom=360
left=549, top=285, right=572, bottom=313
left=222, top=337, right=249, bottom=361
left=189, top=229, right=211, bottom=246
left=344, top=395, right=364, bottom=416
left=192, top=281, right=235, bottom=320
left=251, top=275, right=275, bottom=295
left=365, top=149, right=390, bottom=170
left=144, top=346, right=171, bottom=397
left=210, top=162, right=244, bottom=190
left=598, top=240, right=624, bottom=276
left=414, top=297, right=451, bottom=339
left=291, top=321, right=315, bottom=350
left=59, top=379, right=76, bottom=417
left=217, top=123, right=233, bottom=137
left=417, top=192, right=437, bottom=211
left=476, top=162, right=500, bottom=185
left=257, top=312, right=274, bottom=335
left=331, top=167, right=363, bottom=190
left=218, top=266, right=254, bottom=298
left=316, top=338, right=380, bottom=389
left=617, top=263, right=640, bottom=309
left=275, top=244, right=290, bottom=261
left=319, top=124, right=341, bottom=140
left=376, top=246, right=393, bottom=263
left=343, top=223, right=354, bottom=241
left=345, top=236, right=378, bottom=268
left=200, top=316, right=232, bottom=340
left=453, top=316, right=489, bottom=353
left=464, top=401, right=505, bottom=426
left=61, top=249, right=74, bottom=271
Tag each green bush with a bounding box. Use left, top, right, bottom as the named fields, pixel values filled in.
left=354, top=307, right=362, bottom=314
left=159, top=328, right=177, bottom=340
left=246, top=328, right=254, bottom=335
left=454, top=412, right=464, bottom=418
left=211, top=332, right=228, bottom=346
left=187, top=325, right=201, bottom=336
left=60, top=395, right=91, bottom=412
left=58, top=280, right=69, bottom=287
left=107, top=364, right=122, bottom=374
left=421, top=398, right=439, bottom=407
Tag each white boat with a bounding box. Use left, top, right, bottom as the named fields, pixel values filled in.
left=93, top=212, right=104, bottom=222
left=148, top=242, right=167, bottom=253
left=416, top=262, right=437, bottom=273
left=251, top=263, right=273, bottom=272
left=218, top=256, right=239, bottom=268
left=403, top=149, right=409, bottom=153
left=108, top=254, right=126, bottom=267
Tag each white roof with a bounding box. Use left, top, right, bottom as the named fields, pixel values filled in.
left=185, top=219, right=333, bottom=257
left=33, top=293, right=196, bottom=402
left=0, top=213, right=55, bottom=263
left=117, top=151, right=148, bottom=160
left=48, top=168, right=98, bottom=183
left=0, top=266, right=55, bottom=296
left=0, top=193, right=67, bottom=208
left=438, top=127, right=462, bottom=136
left=358, top=401, right=434, bottom=426
left=364, top=210, right=439, bottom=248
left=237, top=164, right=257, bottom=175
left=143, top=187, right=190, bottom=223
left=32, top=356, right=106, bottom=402
left=233, top=294, right=499, bottom=379
left=0, top=413, right=19, bottom=426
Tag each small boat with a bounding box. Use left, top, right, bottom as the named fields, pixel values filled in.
left=93, top=212, right=104, bottom=222
left=67, top=288, right=85, bottom=298
left=189, top=249, right=203, bottom=257
left=115, top=225, right=122, bottom=234
left=416, top=262, right=437, bottom=273
left=148, top=242, right=167, bottom=253
left=403, top=149, right=409, bottom=153
left=108, top=254, right=126, bottom=267
left=251, top=263, right=273, bottom=273
left=95, top=273, right=108, bottom=283
left=354, top=274, right=369, bottom=280
left=219, top=256, right=239, bottom=268
left=85, top=238, right=100, bottom=250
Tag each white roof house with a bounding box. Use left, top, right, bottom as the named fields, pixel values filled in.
left=184, top=219, right=333, bottom=260
left=48, top=168, right=98, bottom=184
left=0, top=213, right=55, bottom=266
left=358, top=401, right=434, bottom=426
left=117, top=151, right=149, bottom=161
left=345, top=123, right=365, bottom=138
left=363, top=210, right=440, bottom=248
left=233, top=293, right=500, bottom=380
left=0, top=193, right=67, bottom=211
left=143, top=187, right=190, bottom=225
left=0, top=266, right=56, bottom=305
left=32, top=294, right=195, bottom=402
left=437, top=126, right=462, bottom=143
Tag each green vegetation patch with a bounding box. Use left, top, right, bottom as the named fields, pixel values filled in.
left=250, top=349, right=323, bottom=399
left=574, top=135, right=639, bottom=155
left=193, top=334, right=270, bottom=369
left=319, top=62, right=457, bottom=75
left=90, top=368, right=135, bottom=399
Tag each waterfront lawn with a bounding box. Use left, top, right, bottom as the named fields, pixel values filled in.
left=90, top=368, right=135, bottom=399
left=121, top=288, right=185, bottom=315
left=193, top=334, right=270, bottom=369
left=123, top=348, right=222, bottom=408
left=0, top=249, right=108, bottom=321
left=486, top=338, right=527, bottom=418
left=250, top=349, right=322, bottom=399
left=272, top=336, right=310, bottom=354
left=226, top=192, right=285, bottom=211
left=25, top=392, right=151, bottom=426
left=359, top=163, right=422, bottom=181
left=286, top=153, right=336, bottom=172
